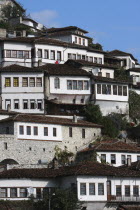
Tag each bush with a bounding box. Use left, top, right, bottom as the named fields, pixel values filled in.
left=129, top=90, right=140, bottom=121
left=85, top=104, right=103, bottom=124
left=102, top=116, right=119, bottom=138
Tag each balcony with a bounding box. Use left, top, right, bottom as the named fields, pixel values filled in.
left=108, top=195, right=140, bottom=202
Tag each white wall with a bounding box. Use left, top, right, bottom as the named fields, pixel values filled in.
left=16, top=122, right=63, bottom=142
left=97, top=152, right=140, bottom=167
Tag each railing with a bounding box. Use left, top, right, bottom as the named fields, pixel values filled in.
left=108, top=195, right=140, bottom=202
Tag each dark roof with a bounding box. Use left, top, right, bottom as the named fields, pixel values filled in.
left=1, top=161, right=140, bottom=179
left=48, top=31, right=91, bottom=40
left=120, top=161, right=140, bottom=171
left=66, top=59, right=119, bottom=69
left=0, top=109, right=19, bottom=115
left=40, top=64, right=91, bottom=76
left=108, top=50, right=137, bottom=62
left=0, top=114, right=102, bottom=128
left=79, top=140, right=140, bottom=153
left=47, top=26, right=88, bottom=34
left=127, top=68, right=140, bottom=73
left=0, top=65, right=43, bottom=73
left=0, top=37, right=103, bottom=54
left=93, top=75, right=129, bottom=84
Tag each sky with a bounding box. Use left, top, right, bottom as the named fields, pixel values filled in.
left=18, top=0, right=140, bottom=61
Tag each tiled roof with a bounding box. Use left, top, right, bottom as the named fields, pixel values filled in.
left=47, top=26, right=88, bottom=34
left=0, top=109, right=19, bottom=115
left=108, top=50, right=137, bottom=61
left=79, top=140, right=140, bottom=153
left=0, top=37, right=103, bottom=54
left=48, top=31, right=91, bottom=39
left=0, top=65, right=43, bottom=72
left=93, top=76, right=129, bottom=84
left=40, top=64, right=91, bottom=76
left=0, top=114, right=102, bottom=128
left=66, top=59, right=119, bottom=69
left=1, top=161, right=140, bottom=178
left=127, top=68, right=140, bottom=73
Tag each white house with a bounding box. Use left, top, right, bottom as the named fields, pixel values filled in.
left=126, top=68, right=140, bottom=95
left=0, top=161, right=140, bottom=210
left=108, top=50, right=137, bottom=70
left=77, top=139, right=140, bottom=167
left=0, top=113, right=102, bottom=164
left=0, top=65, right=44, bottom=114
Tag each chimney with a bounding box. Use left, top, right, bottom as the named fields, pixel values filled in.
left=52, top=157, right=59, bottom=169
left=73, top=115, right=77, bottom=123
left=127, top=157, right=131, bottom=167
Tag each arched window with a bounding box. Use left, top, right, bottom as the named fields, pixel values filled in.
left=54, top=77, right=60, bottom=89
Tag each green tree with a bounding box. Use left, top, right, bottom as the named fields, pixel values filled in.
left=129, top=90, right=140, bottom=121
left=102, top=116, right=119, bottom=138
left=88, top=38, right=103, bottom=51
left=85, top=104, right=103, bottom=124
left=2, top=4, right=26, bottom=19
left=54, top=146, right=74, bottom=166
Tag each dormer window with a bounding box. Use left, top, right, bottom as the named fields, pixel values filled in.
left=54, top=77, right=60, bottom=89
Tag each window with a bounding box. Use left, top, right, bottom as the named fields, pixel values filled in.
left=79, top=38, right=81, bottom=45
left=101, top=154, right=106, bottom=163
left=123, top=86, right=127, bottom=96
left=82, top=55, right=86, bottom=60
left=10, top=188, right=17, bottom=198
left=133, top=186, right=139, bottom=197
left=113, top=85, right=117, bottom=95
left=23, top=100, right=28, bottom=109
left=19, top=125, right=24, bottom=135
left=89, top=183, right=95, bottom=195
left=99, top=58, right=102, bottom=64
left=34, top=127, right=38, bottom=136
left=24, top=51, right=29, bottom=59
left=102, top=84, right=107, bottom=94
left=72, top=54, right=76, bottom=60
left=37, top=100, right=42, bottom=110
left=94, top=57, right=97, bottom=63
left=137, top=156, right=140, bottom=161
left=44, top=50, right=49, bottom=59
left=78, top=81, right=83, bottom=90
left=98, top=183, right=104, bottom=195
left=77, top=54, right=81, bottom=60
left=106, top=73, right=110, bottom=78
left=6, top=127, right=9, bottom=134
left=82, top=129, right=85, bottom=138
left=80, top=183, right=86, bottom=195
left=116, top=185, right=122, bottom=196
left=6, top=50, right=11, bottom=58
left=29, top=78, right=35, bottom=87
left=84, top=81, right=89, bottom=90
left=30, top=100, right=36, bottom=109
left=83, top=39, right=85, bottom=46
left=13, top=77, right=19, bottom=87
left=69, top=127, right=72, bottom=137
left=36, top=188, right=42, bottom=199
left=67, top=80, right=72, bottom=90
left=57, top=51, right=61, bottom=61
left=18, top=51, right=23, bottom=58
left=0, top=188, right=7, bottom=198
left=53, top=128, right=57, bottom=137
left=54, top=77, right=60, bottom=89
left=4, top=142, right=7, bottom=150
left=38, top=49, right=42, bottom=58
left=5, top=100, right=11, bottom=110
left=97, top=84, right=101, bottom=94
left=5, top=78, right=11, bottom=87
left=50, top=50, right=55, bottom=60
left=89, top=57, right=93, bottom=62
left=22, top=77, right=28, bottom=87
left=106, top=85, right=111, bottom=95
left=118, top=86, right=122, bottom=96
left=73, top=81, right=77, bottom=90
left=125, top=186, right=130, bottom=197
left=36, top=78, right=42, bottom=87
left=12, top=50, right=17, bottom=58
left=14, top=100, right=19, bottom=109
left=111, top=154, right=116, bottom=164
left=75, top=37, right=77, bottom=43
left=20, top=188, right=27, bottom=198
left=68, top=53, right=72, bottom=59
left=98, top=72, right=102, bottom=77
left=127, top=155, right=131, bottom=162
left=44, top=127, right=48, bottom=136
left=27, top=126, right=31, bottom=135
left=121, top=155, right=126, bottom=164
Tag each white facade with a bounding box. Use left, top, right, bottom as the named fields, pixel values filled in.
left=0, top=71, right=44, bottom=114
left=116, top=55, right=136, bottom=70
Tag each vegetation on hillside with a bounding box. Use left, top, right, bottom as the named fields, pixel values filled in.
left=129, top=90, right=140, bottom=121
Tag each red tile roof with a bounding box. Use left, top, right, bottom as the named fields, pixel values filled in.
left=0, top=114, right=102, bottom=128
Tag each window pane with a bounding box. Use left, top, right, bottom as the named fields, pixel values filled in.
left=22, top=78, right=28, bottom=87
left=50, top=51, right=55, bottom=60
left=53, top=128, right=57, bottom=137
left=44, top=50, right=49, bottom=59
left=69, top=127, right=72, bottom=137
left=113, top=85, right=117, bottom=95
left=19, top=125, right=24, bottom=135
left=123, top=86, right=127, bottom=96
left=20, top=188, right=27, bottom=198
left=29, top=78, right=35, bottom=87
left=101, top=154, right=106, bottom=163
left=82, top=129, right=85, bottom=138
left=10, top=188, right=17, bottom=198
left=38, top=49, right=42, bottom=58
left=54, top=78, right=60, bottom=89
left=23, top=100, right=28, bottom=109
left=37, top=100, right=42, bottom=109
left=111, top=154, right=116, bottom=164
left=98, top=183, right=104, bottom=195
left=94, top=57, right=97, bottom=63
left=84, top=81, right=89, bottom=90
left=14, top=100, right=19, bottom=109
left=121, top=155, right=126, bottom=164
left=57, top=51, right=61, bottom=61
left=6, top=50, right=11, bottom=58
left=118, top=86, right=122, bottom=96
left=30, top=100, right=35, bottom=109
left=34, top=127, right=38, bottom=136
left=12, top=50, right=17, bottom=58
left=80, top=183, right=86, bottom=195
left=67, top=80, right=72, bottom=90
left=78, top=81, right=83, bottom=90
left=18, top=51, right=23, bottom=58
left=116, top=185, right=122, bottom=196
left=89, top=183, right=95, bottom=195
left=5, top=78, right=11, bottom=87
left=0, top=188, right=7, bottom=198
left=24, top=51, right=29, bottom=59
left=97, top=84, right=101, bottom=94
left=107, top=85, right=111, bottom=95
left=13, top=77, right=19, bottom=87
left=27, top=126, right=31, bottom=135
left=44, top=127, right=48, bottom=136
left=36, top=78, right=42, bottom=87
left=73, top=81, right=77, bottom=90
left=133, top=186, right=139, bottom=197
left=125, top=186, right=130, bottom=197
left=102, top=84, right=107, bottom=94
